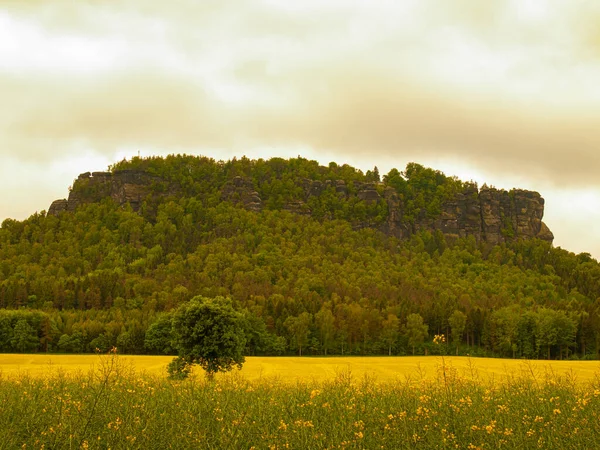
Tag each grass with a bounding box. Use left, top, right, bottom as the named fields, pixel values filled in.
left=2, top=351, right=600, bottom=449
left=2, top=352, right=600, bottom=448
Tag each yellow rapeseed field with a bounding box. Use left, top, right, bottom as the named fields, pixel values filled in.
left=1, top=353, right=599, bottom=384
left=3, top=350, right=600, bottom=448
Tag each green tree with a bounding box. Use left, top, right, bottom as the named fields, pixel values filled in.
left=405, top=313, right=428, bottom=355
left=170, top=296, right=246, bottom=380
left=284, top=312, right=312, bottom=356
left=11, top=319, right=39, bottom=353
left=381, top=313, right=400, bottom=356
left=535, top=308, right=577, bottom=360
left=315, top=307, right=335, bottom=355
left=448, top=310, right=467, bottom=356
left=144, top=314, right=174, bottom=355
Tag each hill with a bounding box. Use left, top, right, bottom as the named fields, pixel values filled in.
left=0, top=155, right=598, bottom=359
left=48, top=155, right=553, bottom=245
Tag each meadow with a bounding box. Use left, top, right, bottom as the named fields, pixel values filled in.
left=2, top=353, right=600, bottom=449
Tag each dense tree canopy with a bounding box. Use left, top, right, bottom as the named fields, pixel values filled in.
left=0, top=155, right=599, bottom=359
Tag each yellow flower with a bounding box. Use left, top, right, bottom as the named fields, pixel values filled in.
left=433, top=334, right=446, bottom=345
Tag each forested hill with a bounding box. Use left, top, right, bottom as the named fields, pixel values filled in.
left=48, top=155, right=553, bottom=245
left=1, top=155, right=599, bottom=360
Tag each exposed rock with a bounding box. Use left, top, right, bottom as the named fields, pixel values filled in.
left=478, top=187, right=552, bottom=244
left=335, top=180, right=348, bottom=197
left=537, top=222, right=554, bottom=242
left=379, top=187, right=409, bottom=239
left=437, top=185, right=482, bottom=240
left=356, top=182, right=381, bottom=204
left=48, top=199, right=68, bottom=216
left=221, top=176, right=263, bottom=212
left=284, top=201, right=312, bottom=216
left=57, top=170, right=162, bottom=213
left=302, top=179, right=325, bottom=197
left=50, top=169, right=554, bottom=246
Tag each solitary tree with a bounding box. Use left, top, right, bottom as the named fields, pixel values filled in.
left=169, top=296, right=246, bottom=380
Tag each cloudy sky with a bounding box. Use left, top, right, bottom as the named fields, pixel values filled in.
left=2, top=0, right=600, bottom=257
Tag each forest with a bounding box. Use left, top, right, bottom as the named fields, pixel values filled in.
left=1, top=155, right=599, bottom=359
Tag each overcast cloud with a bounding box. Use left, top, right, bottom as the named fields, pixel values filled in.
left=2, top=0, right=600, bottom=257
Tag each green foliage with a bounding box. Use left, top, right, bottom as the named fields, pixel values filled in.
left=384, top=162, right=467, bottom=223
left=284, top=312, right=312, bottom=356
left=144, top=314, right=174, bottom=355
left=170, top=296, right=246, bottom=379
left=448, top=310, right=467, bottom=355
left=405, top=313, right=428, bottom=355
left=1, top=155, right=600, bottom=358
left=11, top=319, right=39, bottom=353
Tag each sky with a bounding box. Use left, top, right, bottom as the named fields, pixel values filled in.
left=1, top=0, right=600, bottom=258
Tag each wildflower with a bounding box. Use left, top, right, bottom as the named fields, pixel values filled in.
left=497, top=404, right=509, bottom=413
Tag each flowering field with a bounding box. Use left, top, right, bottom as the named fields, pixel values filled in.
left=2, top=352, right=600, bottom=448
left=2, top=353, right=600, bottom=383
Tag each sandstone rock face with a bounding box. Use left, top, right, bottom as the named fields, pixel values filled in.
left=355, top=182, right=381, bottom=204
left=49, top=170, right=554, bottom=245
left=48, top=199, right=69, bottom=216
left=284, top=201, right=312, bottom=216
left=431, top=185, right=482, bottom=240
left=379, top=187, right=410, bottom=239
left=478, top=187, right=553, bottom=244
left=221, top=176, right=263, bottom=212
left=49, top=170, right=162, bottom=215
left=379, top=184, right=552, bottom=244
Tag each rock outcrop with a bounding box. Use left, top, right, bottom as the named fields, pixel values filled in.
left=49, top=170, right=163, bottom=215
left=221, top=176, right=263, bottom=212
left=49, top=169, right=554, bottom=245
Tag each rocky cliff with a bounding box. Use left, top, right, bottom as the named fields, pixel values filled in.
left=49, top=170, right=164, bottom=215
left=49, top=170, right=553, bottom=245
